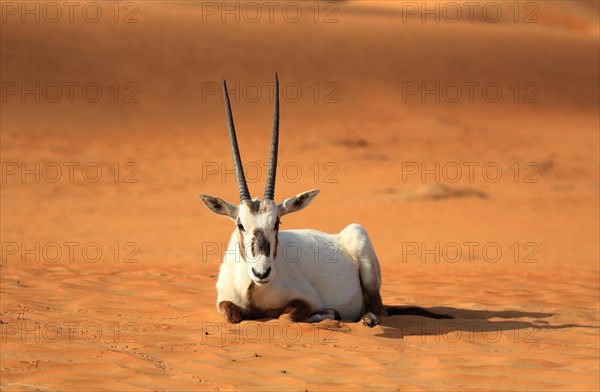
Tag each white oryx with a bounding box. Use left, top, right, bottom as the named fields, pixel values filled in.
left=200, top=74, right=451, bottom=327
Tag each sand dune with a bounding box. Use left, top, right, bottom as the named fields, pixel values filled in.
left=1, top=1, right=598, bottom=390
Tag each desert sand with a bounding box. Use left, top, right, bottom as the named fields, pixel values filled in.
left=1, top=1, right=599, bottom=390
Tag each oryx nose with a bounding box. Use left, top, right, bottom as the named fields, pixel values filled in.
left=252, top=267, right=271, bottom=280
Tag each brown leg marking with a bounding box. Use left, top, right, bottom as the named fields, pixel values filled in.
left=321, top=308, right=342, bottom=320
left=218, top=301, right=243, bottom=323
left=366, top=290, right=385, bottom=316
left=361, top=288, right=386, bottom=327
left=358, top=270, right=385, bottom=316
left=281, top=299, right=317, bottom=322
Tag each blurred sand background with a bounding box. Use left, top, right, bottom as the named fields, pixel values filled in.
left=1, top=0, right=599, bottom=390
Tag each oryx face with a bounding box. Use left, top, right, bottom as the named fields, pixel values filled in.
left=201, top=191, right=319, bottom=285
left=199, top=73, right=319, bottom=285
left=237, top=199, right=279, bottom=284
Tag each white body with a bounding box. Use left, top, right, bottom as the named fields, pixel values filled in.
left=216, top=223, right=381, bottom=321
left=203, top=75, right=386, bottom=325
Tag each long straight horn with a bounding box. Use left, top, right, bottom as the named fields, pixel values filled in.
left=223, top=79, right=251, bottom=201
left=264, top=73, right=279, bottom=200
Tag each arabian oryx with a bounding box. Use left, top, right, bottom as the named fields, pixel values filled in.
left=200, top=74, right=451, bottom=327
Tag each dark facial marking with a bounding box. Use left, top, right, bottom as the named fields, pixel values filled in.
left=237, top=230, right=247, bottom=261
left=273, top=230, right=278, bottom=259
left=236, top=218, right=245, bottom=232
left=243, top=200, right=260, bottom=214
left=253, top=228, right=270, bottom=257
left=259, top=200, right=273, bottom=214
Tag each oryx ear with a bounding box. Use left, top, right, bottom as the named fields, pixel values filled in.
left=277, top=189, right=320, bottom=216
left=199, top=194, right=238, bottom=220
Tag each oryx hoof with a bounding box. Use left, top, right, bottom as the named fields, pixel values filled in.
left=361, top=312, right=378, bottom=328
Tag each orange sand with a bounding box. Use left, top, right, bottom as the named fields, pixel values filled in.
left=1, top=1, right=598, bottom=390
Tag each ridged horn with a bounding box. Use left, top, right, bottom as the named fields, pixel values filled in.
left=223, top=79, right=251, bottom=201
left=264, top=73, right=279, bottom=200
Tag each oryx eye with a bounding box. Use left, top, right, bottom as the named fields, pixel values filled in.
left=237, top=222, right=245, bottom=232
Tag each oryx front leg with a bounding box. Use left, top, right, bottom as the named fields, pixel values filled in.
left=340, top=224, right=385, bottom=327
left=305, top=308, right=342, bottom=322
left=218, top=301, right=244, bottom=323
left=281, top=300, right=341, bottom=323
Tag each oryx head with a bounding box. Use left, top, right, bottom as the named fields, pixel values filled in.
left=200, top=74, right=319, bottom=285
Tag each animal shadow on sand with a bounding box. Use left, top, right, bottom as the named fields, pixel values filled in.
left=375, top=306, right=600, bottom=340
